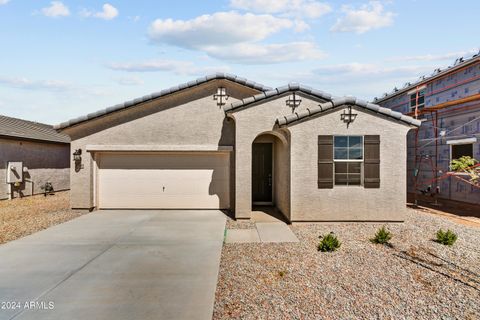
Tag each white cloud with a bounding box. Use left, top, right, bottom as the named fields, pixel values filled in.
left=107, top=59, right=230, bottom=75
left=0, top=76, right=71, bottom=91
left=312, top=62, right=431, bottom=82
left=148, top=11, right=325, bottom=64
left=331, top=1, right=394, bottom=34
left=386, top=49, right=479, bottom=62
left=206, top=42, right=326, bottom=64
left=230, top=0, right=332, bottom=19
left=41, top=1, right=70, bottom=18
left=114, top=76, right=144, bottom=86
left=81, top=3, right=118, bottom=20
left=0, top=0, right=10, bottom=5
left=149, top=12, right=293, bottom=49
left=128, top=15, right=140, bottom=22
left=260, top=62, right=433, bottom=100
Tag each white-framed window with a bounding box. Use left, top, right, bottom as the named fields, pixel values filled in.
left=451, top=143, right=473, bottom=161
left=333, top=136, right=363, bottom=186
left=410, top=89, right=425, bottom=111
left=447, top=138, right=476, bottom=167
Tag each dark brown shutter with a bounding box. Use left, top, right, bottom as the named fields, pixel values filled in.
left=318, top=135, right=333, bottom=188
left=364, top=135, right=380, bottom=188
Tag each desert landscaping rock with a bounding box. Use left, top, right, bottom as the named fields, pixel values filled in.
left=214, top=209, right=480, bottom=319
left=0, top=191, right=85, bottom=244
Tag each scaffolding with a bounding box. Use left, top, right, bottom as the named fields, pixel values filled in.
left=411, top=101, right=480, bottom=206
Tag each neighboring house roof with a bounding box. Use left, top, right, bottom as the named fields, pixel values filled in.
left=374, top=51, right=480, bottom=103
left=276, top=96, right=421, bottom=127
left=54, top=73, right=272, bottom=130
left=224, top=83, right=335, bottom=112
left=0, top=115, right=70, bottom=144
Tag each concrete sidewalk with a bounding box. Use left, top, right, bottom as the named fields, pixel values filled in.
left=0, top=210, right=226, bottom=320
left=225, top=222, right=299, bottom=243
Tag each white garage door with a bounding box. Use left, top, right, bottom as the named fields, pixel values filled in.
left=97, top=152, right=230, bottom=209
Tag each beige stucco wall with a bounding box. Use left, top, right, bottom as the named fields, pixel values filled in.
left=231, top=95, right=412, bottom=221
left=288, top=106, right=411, bottom=221
left=64, top=80, right=412, bottom=221
left=63, top=80, right=258, bottom=209
left=0, top=138, right=70, bottom=200
left=230, top=92, right=317, bottom=218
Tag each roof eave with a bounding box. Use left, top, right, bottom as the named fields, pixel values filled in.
left=225, top=84, right=334, bottom=114
left=276, top=99, right=421, bottom=128
left=55, top=73, right=272, bottom=131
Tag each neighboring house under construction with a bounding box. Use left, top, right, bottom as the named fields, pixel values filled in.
left=374, top=52, right=480, bottom=208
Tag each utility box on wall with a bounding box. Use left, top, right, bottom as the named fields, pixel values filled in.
left=6, top=162, right=23, bottom=183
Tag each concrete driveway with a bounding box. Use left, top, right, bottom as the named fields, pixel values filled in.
left=0, top=210, right=226, bottom=320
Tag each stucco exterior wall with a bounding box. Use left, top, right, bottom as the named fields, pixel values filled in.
left=0, top=138, right=70, bottom=200
left=288, top=106, right=411, bottom=221
left=64, top=80, right=257, bottom=209
left=231, top=93, right=317, bottom=218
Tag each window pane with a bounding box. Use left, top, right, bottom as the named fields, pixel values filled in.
left=348, top=136, right=363, bottom=148
left=348, top=162, right=361, bottom=174
left=347, top=174, right=361, bottom=185
left=334, top=136, right=348, bottom=148
left=335, top=162, right=348, bottom=173
left=335, top=174, right=348, bottom=185
left=334, top=148, right=348, bottom=159
left=349, top=148, right=363, bottom=160
left=451, top=144, right=473, bottom=160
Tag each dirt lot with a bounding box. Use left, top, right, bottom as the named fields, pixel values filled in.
left=0, top=191, right=86, bottom=244
left=214, top=209, right=480, bottom=319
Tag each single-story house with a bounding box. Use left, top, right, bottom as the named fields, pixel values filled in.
left=1, top=115, right=70, bottom=200
left=55, top=74, right=421, bottom=222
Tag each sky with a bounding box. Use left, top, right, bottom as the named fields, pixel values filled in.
left=0, top=0, right=479, bottom=124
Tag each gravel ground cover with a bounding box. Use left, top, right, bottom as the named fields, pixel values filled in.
left=226, top=214, right=256, bottom=229
left=0, top=191, right=85, bottom=244
left=214, top=209, right=480, bottom=319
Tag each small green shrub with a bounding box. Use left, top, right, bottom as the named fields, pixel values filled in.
left=436, top=229, right=457, bottom=246
left=371, top=226, right=392, bottom=245
left=318, top=232, right=341, bottom=252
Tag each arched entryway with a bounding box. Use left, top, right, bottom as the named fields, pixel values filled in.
left=251, top=130, right=290, bottom=221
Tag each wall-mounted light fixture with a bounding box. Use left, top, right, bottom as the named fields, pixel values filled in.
left=73, top=149, right=82, bottom=162
left=213, top=87, right=229, bottom=107
left=340, top=106, right=357, bottom=128
left=285, top=92, right=301, bottom=113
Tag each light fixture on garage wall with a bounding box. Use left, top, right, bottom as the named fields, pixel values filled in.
left=73, top=149, right=83, bottom=172
left=73, top=149, right=82, bottom=162
left=340, top=105, right=357, bottom=128
left=286, top=92, right=301, bottom=113
left=213, top=87, right=229, bottom=107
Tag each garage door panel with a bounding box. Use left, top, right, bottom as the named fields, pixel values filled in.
left=99, top=194, right=230, bottom=209
left=99, top=153, right=227, bottom=170
left=98, top=152, right=230, bottom=209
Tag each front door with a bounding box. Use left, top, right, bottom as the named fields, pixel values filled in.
left=252, top=143, right=273, bottom=203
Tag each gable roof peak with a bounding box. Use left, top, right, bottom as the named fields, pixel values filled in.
left=224, top=83, right=335, bottom=112
left=276, top=95, right=421, bottom=127
left=55, top=73, right=271, bottom=130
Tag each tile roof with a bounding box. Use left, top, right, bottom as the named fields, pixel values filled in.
left=0, top=115, right=70, bottom=143
left=276, top=96, right=421, bottom=127
left=374, top=50, right=480, bottom=103
left=54, top=73, right=272, bottom=130
left=224, top=83, right=335, bottom=112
